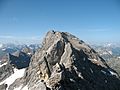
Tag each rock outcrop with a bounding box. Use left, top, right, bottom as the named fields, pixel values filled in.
left=0, top=45, right=36, bottom=90
left=0, top=84, right=7, bottom=90
left=8, top=51, right=31, bottom=69
left=0, top=63, right=14, bottom=82
left=10, top=31, right=120, bottom=90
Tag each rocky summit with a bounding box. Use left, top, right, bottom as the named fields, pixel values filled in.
left=9, top=31, right=120, bottom=90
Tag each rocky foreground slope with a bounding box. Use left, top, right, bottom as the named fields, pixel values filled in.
left=9, top=31, right=120, bottom=90
left=0, top=46, right=34, bottom=90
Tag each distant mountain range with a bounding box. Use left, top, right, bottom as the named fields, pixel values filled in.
left=0, top=32, right=120, bottom=90
left=0, top=43, right=40, bottom=64
left=0, top=43, right=41, bottom=90
left=91, top=43, right=120, bottom=60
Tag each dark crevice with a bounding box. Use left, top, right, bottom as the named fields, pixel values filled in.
left=44, top=57, right=51, bottom=77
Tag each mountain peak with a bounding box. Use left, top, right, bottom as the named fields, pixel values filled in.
left=8, top=31, right=120, bottom=90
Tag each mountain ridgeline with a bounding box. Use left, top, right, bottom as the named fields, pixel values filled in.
left=3, top=31, right=120, bottom=90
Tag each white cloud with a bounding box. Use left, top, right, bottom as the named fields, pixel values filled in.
left=0, top=35, right=41, bottom=39
left=0, top=35, right=42, bottom=44
left=30, top=36, right=41, bottom=40
left=0, top=36, right=15, bottom=39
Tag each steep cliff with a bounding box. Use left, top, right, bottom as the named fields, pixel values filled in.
left=10, top=31, right=120, bottom=90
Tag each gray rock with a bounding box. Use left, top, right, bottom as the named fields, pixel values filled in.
left=10, top=31, right=120, bottom=90
left=0, top=63, right=14, bottom=82
left=0, top=84, right=7, bottom=90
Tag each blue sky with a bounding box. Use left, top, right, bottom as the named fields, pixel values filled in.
left=0, top=0, right=120, bottom=44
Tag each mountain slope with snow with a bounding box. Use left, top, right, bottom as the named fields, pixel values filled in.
left=0, top=68, right=25, bottom=90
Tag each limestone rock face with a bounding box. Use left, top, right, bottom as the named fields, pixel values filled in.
left=14, top=31, right=120, bottom=90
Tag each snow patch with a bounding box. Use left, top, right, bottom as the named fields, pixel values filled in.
left=21, top=85, right=28, bottom=90
left=0, top=44, right=3, bottom=48
left=109, top=70, right=117, bottom=76
left=0, top=62, right=7, bottom=68
left=88, top=58, right=97, bottom=61
left=70, top=78, right=75, bottom=82
left=27, top=52, right=31, bottom=55
left=2, top=48, right=6, bottom=51
left=0, top=68, right=25, bottom=90
left=93, top=59, right=97, bottom=61
left=13, top=85, right=28, bottom=90
left=118, top=56, right=120, bottom=59
left=14, top=85, right=22, bottom=90
left=108, top=51, right=112, bottom=55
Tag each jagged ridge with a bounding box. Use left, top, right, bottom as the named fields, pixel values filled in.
left=9, top=31, right=120, bottom=90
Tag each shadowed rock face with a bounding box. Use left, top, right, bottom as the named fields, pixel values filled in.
left=8, top=46, right=35, bottom=69
left=8, top=51, right=31, bottom=69
left=10, top=31, right=120, bottom=90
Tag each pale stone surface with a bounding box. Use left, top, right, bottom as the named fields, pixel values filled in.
left=8, top=31, right=120, bottom=90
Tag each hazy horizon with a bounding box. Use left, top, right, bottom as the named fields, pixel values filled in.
left=0, top=31, right=120, bottom=45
